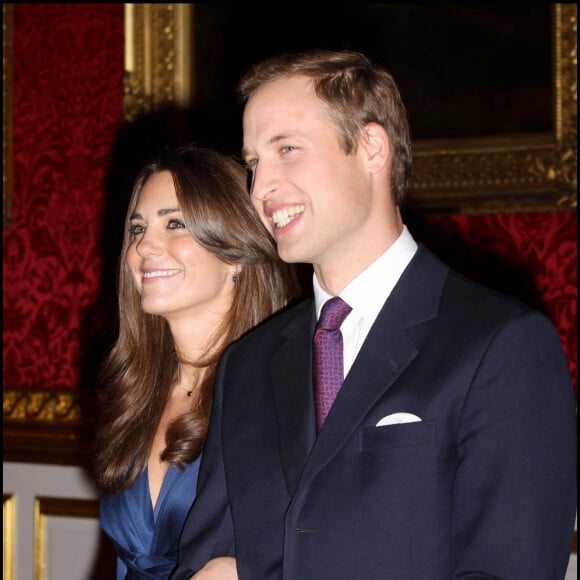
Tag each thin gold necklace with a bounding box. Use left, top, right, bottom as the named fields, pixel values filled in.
left=177, top=383, right=193, bottom=397
left=177, top=362, right=194, bottom=396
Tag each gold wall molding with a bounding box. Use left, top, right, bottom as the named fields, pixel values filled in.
left=3, top=389, right=96, bottom=465
left=4, top=389, right=83, bottom=423
left=123, top=3, right=192, bottom=121
left=3, top=494, right=15, bottom=580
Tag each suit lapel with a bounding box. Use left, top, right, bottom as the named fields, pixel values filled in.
left=300, top=245, right=448, bottom=485
left=270, top=299, right=317, bottom=494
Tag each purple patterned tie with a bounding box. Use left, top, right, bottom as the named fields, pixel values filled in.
left=313, top=297, right=352, bottom=433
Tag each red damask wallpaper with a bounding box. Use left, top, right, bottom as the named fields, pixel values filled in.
left=3, top=4, right=124, bottom=388
left=2, top=5, right=577, bottom=400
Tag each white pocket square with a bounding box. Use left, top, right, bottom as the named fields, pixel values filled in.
left=376, top=412, right=422, bottom=427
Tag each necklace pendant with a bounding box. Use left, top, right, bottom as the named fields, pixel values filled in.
left=178, top=383, right=193, bottom=397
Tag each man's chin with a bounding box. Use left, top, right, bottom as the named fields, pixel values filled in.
left=276, top=246, right=307, bottom=265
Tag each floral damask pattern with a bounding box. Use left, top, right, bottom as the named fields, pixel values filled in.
left=3, top=4, right=124, bottom=388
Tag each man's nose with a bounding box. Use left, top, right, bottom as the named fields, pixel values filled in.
left=250, top=162, right=278, bottom=202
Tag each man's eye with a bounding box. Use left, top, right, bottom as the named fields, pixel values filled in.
left=281, top=145, right=296, bottom=154
left=245, top=158, right=258, bottom=169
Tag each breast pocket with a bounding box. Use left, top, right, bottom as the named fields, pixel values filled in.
left=360, top=420, right=435, bottom=452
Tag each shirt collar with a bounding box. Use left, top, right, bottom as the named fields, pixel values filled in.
left=313, top=225, right=418, bottom=321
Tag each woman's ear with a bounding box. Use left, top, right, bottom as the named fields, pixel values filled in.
left=361, top=122, right=390, bottom=173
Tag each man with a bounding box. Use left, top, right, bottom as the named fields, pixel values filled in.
left=174, top=50, right=576, bottom=580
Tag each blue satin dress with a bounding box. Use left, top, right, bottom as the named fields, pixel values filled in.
left=100, top=458, right=201, bottom=579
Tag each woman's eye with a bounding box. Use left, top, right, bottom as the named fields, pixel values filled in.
left=281, top=145, right=296, bottom=154
left=129, top=223, right=145, bottom=236
left=168, top=219, right=186, bottom=230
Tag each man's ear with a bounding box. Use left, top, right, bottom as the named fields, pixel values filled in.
left=361, top=122, right=390, bottom=173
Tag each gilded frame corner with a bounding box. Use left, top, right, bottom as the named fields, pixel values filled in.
left=408, top=3, right=577, bottom=213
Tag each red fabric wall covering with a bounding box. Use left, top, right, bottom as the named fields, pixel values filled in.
left=410, top=211, right=577, bottom=395
left=3, top=4, right=124, bottom=388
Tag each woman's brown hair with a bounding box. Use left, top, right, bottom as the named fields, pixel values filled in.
left=94, top=144, right=298, bottom=494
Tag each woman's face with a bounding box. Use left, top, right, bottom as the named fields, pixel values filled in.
left=126, top=170, right=235, bottom=323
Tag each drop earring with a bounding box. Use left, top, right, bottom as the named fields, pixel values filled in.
left=232, top=268, right=238, bottom=283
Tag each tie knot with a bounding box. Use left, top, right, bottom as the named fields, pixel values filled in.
left=317, top=297, right=352, bottom=331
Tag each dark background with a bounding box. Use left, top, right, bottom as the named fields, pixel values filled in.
left=190, top=3, right=552, bottom=153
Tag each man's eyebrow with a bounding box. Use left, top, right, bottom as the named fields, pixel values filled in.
left=129, top=208, right=180, bottom=220
left=242, top=132, right=302, bottom=161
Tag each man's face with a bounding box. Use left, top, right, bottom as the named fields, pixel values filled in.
left=242, top=75, right=379, bottom=281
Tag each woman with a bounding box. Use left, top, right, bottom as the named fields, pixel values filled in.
left=94, top=144, right=298, bottom=579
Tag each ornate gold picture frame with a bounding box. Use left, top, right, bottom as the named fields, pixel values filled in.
left=409, top=4, right=576, bottom=213
left=123, top=3, right=576, bottom=214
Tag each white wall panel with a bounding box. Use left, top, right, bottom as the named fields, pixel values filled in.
left=3, top=462, right=115, bottom=580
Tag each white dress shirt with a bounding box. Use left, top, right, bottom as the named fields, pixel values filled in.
left=313, top=225, right=418, bottom=377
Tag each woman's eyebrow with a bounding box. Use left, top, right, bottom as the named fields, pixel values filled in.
left=157, top=208, right=180, bottom=217
left=129, top=207, right=180, bottom=220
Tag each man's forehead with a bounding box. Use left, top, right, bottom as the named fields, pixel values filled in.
left=243, top=82, right=325, bottom=137
left=245, top=76, right=316, bottom=111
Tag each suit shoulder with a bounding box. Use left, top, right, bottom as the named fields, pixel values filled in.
left=233, top=298, right=312, bottom=348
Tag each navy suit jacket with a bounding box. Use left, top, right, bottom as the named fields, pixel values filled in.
left=173, top=245, right=576, bottom=580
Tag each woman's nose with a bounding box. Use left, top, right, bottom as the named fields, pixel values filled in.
left=135, top=230, right=162, bottom=256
